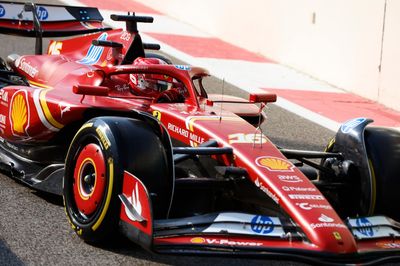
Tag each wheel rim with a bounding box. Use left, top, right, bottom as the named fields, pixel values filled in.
left=73, top=143, right=106, bottom=218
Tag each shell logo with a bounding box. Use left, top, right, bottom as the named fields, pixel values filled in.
left=10, top=91, right=29, bottom=135
left=256, top=156, right=294, bottom=172
left=190, top=237, right=205, bottom=244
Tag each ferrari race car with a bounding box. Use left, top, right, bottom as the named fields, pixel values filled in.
left=1, top=1, right=400, bottom=264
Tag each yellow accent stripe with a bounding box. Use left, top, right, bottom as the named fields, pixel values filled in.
left=77, top=158, right=97, bottom=200
left=92, top=158, right=114, bottom=231
left=69, top=123, right=93, bottom=150
left=28, top=80, right=52, bottom=89
left=28, top=80, right=64, bottom=129
left=65, top=122, right=94, bottom=172
left=368, top=159, right=377, bottom=215
left=325, top=138, right=335, bottom=152
left=187, top=116, right=241, bottom=131
left=39, top=89, right=64, bottom=129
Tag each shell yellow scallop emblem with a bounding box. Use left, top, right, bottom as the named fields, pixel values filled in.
left=11, top=92, right=28, bottom=134
left=190, top=237, right=205, bottom=244
left=256, top=156, right=294, bottom=172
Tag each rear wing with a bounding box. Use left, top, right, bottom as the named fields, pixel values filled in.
left=0, top=1, right=111, bottom=54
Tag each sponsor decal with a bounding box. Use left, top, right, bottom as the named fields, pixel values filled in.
left=190, top=237, right=205, bottom=244
left=0, top=114, right=6, bottom=125
left=152, top=110, right=161, bottom=121
left=168, top=122, right=188, bottom=137
left=356, top=217, right=374, bottom=237
left=58, top=102, right=71, bottom=118
left=341, top=117, right=366, bottom=133
left=189, top=131, right=204, bottom=144
left=282, top=186, right=316, bottom=192
left=125, top=182, right=142, bottom=221
left=333, top=232, right=342, bottom=241
left=288, top=194, right=324, bottom=200
left=296, top=202, right=332, bottom=210
left=120, top=31, right=131, bottom=41
left=376, top=242, right=400, bottom=249
left=0, top=90, right=8, bottom=107
left=48, top=41, right=63, bottom=55
left=114, top=83, right=130, bottom=92
left=167, top=122, right=204, bottom=145
left=190, top=237, right=263, bottom=247
left=175, top=65, right=191, bottom=71
left=37, top=6, right=48, bottom=20
left=310, top=223, right=346, bottom=229
left=318, top=214, right=334, bottom=223
left=250, top=215, right=274, bottom=235
left=96, top=127, right=111, bottom=150
left=228, top=133, right=267, bottom=144
left=278, top=175, right=303, bottom=183
left=0, top=90, right=8, bottom=102
left=256, top=156, right=295, bottom=172
left=77, top=33, right=108, bottom=65
left=10, top=90, right=29, bottom=136
left=0, top=5, right=5, bottom=17
left=254, top=178, right=279, bottom=203
left=17, top=58, right=39, bottom=78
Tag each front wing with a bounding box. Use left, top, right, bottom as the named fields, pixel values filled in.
left=119, top=170, right=400, bottom=265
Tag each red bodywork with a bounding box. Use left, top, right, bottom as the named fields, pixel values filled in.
left=0, top=31, right=373, bottom=254
left=0, top=2, right=399, bottom=263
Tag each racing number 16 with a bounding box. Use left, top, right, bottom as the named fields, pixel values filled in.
left=48, top=41, right=63, bottom=55
left=229, top=133, right=267, bottom=144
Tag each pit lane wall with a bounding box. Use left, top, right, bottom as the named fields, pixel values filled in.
left=142, top=0, right=400, bottom=112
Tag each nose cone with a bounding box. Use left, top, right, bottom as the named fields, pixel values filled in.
left=307, top=223, right=358, bottom=254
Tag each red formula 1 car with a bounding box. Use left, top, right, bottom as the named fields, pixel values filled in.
left=1, top=2, right=400, bottom=264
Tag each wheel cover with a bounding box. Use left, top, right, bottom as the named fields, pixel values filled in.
left=73, top=143, right=106, bottom=217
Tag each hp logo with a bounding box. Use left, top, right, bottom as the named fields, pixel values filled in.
left=251, top=215, right=274, bottom=235
left=36, top=6, right=48, bottom=20
left=0, top=5, right=5, bottom=18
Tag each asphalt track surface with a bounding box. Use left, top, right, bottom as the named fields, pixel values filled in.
left=0, top=1, right=338, bottom=265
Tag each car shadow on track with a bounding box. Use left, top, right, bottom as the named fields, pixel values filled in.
left=0, top=239, right=25, bottom=266
left=91, top=236, right=307, bottom=266
left=32, top=191, right=64, bottom=206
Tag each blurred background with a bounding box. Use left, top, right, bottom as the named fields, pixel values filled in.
left=139, top=0, right=400, bottom=112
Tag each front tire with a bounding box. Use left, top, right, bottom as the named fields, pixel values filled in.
left=364, top=127, right=400, bottom=221
left=63, top=116, right=173, bottom=243
left=63, top=119, right=123, bottom=243
left=322, top=126, right=400, bottom=221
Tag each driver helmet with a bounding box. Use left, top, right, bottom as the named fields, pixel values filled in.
left=129, top=57, right=172, bottom=97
